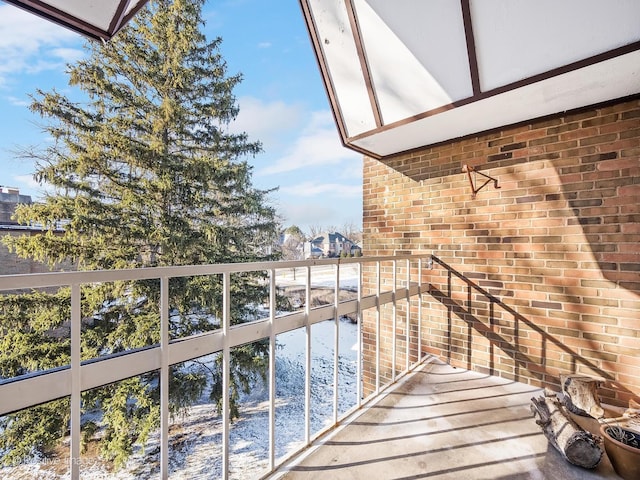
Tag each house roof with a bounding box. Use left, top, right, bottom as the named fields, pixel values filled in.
left=300, top=0, right=640, bottom=159
left=311, top=232, right=352, bottom=245
left=3, top=0, right=151, bottom=41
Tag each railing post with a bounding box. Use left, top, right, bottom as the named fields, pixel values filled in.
left=269, top=268, right=276, bottom=471
left=447, top=264, right=452, bottom=361
left=222, top=271, right=231, bottom=480
left=375, top=261, right=381, bottom=395
left=70, top=283, right=81, bottom=480
left=333, top=262, right=340, bottom=424
left=305, top=265, right=311, bottom=444
left=392, top=259, right=397, bottom=382
left=160, top=276, right=169, bottom=480
left=356, top=262, right=362, bottom=407
left=406, top=259, right=410, bottom=372
left=418, top=258, right=423, bottom=362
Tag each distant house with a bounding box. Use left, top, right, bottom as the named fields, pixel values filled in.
left=306, top=232, right=358, bottom=258
left=303, top=243, right=324, bottom=259
left=0, top=187, right=40, bottom=276
left=0, top=187, right=32, bottom=225
left=0, top=187, right=69, bottom=276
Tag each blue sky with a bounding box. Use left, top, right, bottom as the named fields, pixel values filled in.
left=0, top=0, right=363, bottom=233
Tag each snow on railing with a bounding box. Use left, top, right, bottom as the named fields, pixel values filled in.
left=0, top=255, right=430, bottom=479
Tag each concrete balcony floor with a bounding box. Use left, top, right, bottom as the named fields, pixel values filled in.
left=274, top=356, right=621, bottom=480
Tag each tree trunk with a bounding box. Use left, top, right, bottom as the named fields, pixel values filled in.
left=531, top=391, right=603, bottom=468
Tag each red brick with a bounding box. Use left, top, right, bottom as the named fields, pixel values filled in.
left=362, top=99, right=640, bottom=405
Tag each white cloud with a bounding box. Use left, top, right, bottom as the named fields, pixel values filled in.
left=280, top=203, right=338, bottom=228
left=0, top=5, right=83, bottom=85
left=258, top=110, right=360, bottom=175
left=226, top=101, right=362, bottom=178
left=281, top=181, right=361, bottom=198
left=230, top=96, right=304, bottom=149
left=12, top=174, right=39, bottom=189
left=6, top=96, right=30, bottom=107
left=12, top=174, right=53, bottom=200
left=51, top=47, right=85, bottom=63
left=279, top=198, right=362, bottom=231
left=257, top=42, right=272, bottom=49
left=337, top=162, right=363, bottom=180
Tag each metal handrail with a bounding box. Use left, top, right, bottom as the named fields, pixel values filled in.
left=0, top=254, right=430, bottom=479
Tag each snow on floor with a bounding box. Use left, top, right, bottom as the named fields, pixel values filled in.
left=0, top=319, right=358, bottom=480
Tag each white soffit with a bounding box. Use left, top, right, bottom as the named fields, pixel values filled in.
left=357, top=0, right=473, bottom=125
left=3, top=0, right=151, bottom=41
left=308, top=0, right=378, bottom=137
left=352, top=50, right=640, bottom=157
left=300, top=0, right=640, bottom=159
left=472, top=0, right=640, bottom=91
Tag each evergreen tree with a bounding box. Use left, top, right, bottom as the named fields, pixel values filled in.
left=1, top=0, right=278, bottom=468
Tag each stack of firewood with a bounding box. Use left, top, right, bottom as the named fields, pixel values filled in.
left=530, top=375, right=605, bottom=469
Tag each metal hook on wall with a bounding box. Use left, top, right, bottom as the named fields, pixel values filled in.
left=462, top=164, right=501, bottom=199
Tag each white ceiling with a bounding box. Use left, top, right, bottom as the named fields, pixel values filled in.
left=301, top=0, right=640, bottom=158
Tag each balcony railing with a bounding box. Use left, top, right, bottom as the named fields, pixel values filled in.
left=0, top=255, right=431, bottom=479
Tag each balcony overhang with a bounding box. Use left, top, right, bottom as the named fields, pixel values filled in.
left=300, top=0, right=640, bottom=159
left=2, top=0, right=150, bottom=41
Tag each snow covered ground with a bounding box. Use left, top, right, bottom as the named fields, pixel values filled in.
left=166, top=319, right=358, bottom=480
left=275, top=263, right=360, bottom=291
left=1, top=263, right=361, bottom=479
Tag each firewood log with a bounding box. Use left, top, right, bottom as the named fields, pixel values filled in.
left=531, top=391, right=603, bottom=468
left=561, top=374, right=605, bottom=418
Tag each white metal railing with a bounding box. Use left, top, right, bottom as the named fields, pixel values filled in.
left=0, top=255, right=430, bottom=479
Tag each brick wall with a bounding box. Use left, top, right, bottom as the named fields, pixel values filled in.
left=0, top=230, right=58, bottom=276
left=0, top=191, right=32, bottom=223
left=362, top=98, right=640, bottom=408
